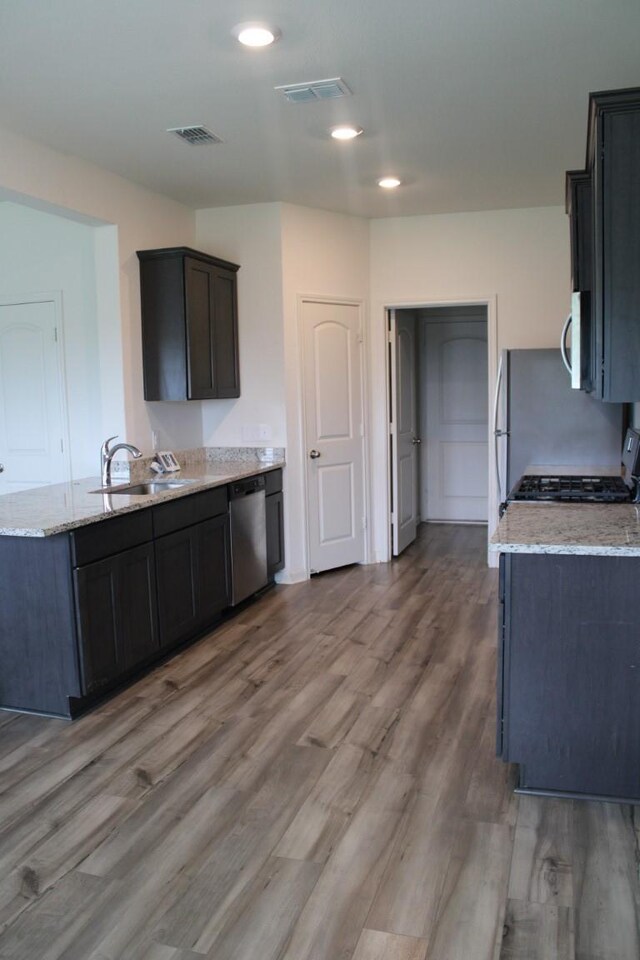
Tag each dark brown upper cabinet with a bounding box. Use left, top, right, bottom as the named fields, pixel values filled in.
left=565, top=169, right=592, bottom=296
left=565, top=170, right=596, bottom=393
left=585, top=88, right=640, bottom=401
left=137, top=247, right=240, bottom=401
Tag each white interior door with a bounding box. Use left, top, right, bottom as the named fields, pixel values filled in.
left=0, top=298, right=69, bottom=495
left=390, top=310, right=420, bottom=555
left=302, top=299, right=365, bottom=574
left=424, top=319, right=488, bottom=522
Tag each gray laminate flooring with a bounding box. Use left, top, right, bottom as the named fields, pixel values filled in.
left=0, top=523, right=638, bottom=959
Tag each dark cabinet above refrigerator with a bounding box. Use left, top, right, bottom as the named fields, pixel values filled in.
left=563, top=87, right=640, bottom=402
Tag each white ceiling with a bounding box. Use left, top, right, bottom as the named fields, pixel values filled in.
left=1, top=0, right=639, bottom=218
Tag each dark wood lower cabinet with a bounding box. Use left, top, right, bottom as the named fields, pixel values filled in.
left=75, top=542, right=159, bottom=695
left=155, top=526, right=199, bottom=649
left=155, top=514, right=230, bottom=648
left=197, top=514, right=231, bottom=622
left=0, top=535, right=80, bottom=716
left=266, top=490, right=285, bottom=577
left=1, top=472, right=280, bottom=718
left=498, top=551, right=640, bottom=801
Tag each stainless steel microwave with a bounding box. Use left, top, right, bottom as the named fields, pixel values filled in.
left=561, top=290, right=593, bottom=392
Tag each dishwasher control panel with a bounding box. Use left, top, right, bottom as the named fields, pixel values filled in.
left=229, top=475, right=266, bottom=498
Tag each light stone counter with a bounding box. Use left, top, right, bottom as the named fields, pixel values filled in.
left=0, top=458, right=285, bottom=538
left=490, top=502, right=640, bottom=557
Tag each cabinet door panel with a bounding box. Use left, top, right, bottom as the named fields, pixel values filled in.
left=197, top=514, right=231, bottom=623
left=213, top=268, right=240, bottom=398
left=185, top=258, right=216, bottom=399
left=568, top=172, right=593, bottom=294
left=117, top=543, right=160, bottom=671
left=266, top=491, right=285, bottom=577
left=507, top=553, right=640, bottom=798
left=265, top=468, right=283, bottom=496
left=75, top=559, right=119, bottom=695
left=601, top=109, right=640, bottom=401
left=155, top=527, right=199, bottom=648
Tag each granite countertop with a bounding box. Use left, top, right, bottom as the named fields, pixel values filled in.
left=491, top=502, right=640, bottom=557
left=0, top=459, right=285, bottom=538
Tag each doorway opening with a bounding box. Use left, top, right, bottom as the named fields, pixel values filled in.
left=388, top=303, right=489, bottom=556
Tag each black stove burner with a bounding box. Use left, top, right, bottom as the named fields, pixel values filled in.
left=510, top=474, right=632, bottom=503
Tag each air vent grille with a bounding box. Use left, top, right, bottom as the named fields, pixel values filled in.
left=274, top=78, right=352, bottom=103
left=167, top=125, right=223, bottom=145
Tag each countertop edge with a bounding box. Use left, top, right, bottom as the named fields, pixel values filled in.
left=490, top=541, right=640, bottom=557
left=0, top=460, right=285, bottom=538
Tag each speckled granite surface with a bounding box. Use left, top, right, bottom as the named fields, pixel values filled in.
left=0, top=457, right=285, bottom=538
left=491, top=502, right=640, bottom=556
left=113, top=446, right=285, bottom=483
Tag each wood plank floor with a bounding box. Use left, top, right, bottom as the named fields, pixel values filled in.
left=0, top=523, right=639, bottom=959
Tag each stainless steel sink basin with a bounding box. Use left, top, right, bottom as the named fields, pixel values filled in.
left=91, top=479, right=198, bottom=495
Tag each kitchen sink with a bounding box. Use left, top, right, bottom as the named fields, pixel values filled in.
left=91, top=479, right=198, bottom=495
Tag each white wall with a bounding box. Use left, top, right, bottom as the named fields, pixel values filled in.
left=0, top=123, right=197, bottom=459
left=280, top=203, right=370, bottom=581
left=195, top=203, right=286, bottom=448
left=195, top=201, right=370, bottom=582
left=369, top=206, right=570, bottom=560
left=0, top=201, right=104, bottom=478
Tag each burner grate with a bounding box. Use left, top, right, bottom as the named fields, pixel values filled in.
left=510, top=474, right=632, bottom=503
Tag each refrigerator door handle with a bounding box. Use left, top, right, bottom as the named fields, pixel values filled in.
left=560, top=313, right=573, bottom=377
left=492, top=353, right=506, bottom=504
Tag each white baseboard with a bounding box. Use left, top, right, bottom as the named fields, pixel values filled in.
left=275, top=567, right=309, bottom=585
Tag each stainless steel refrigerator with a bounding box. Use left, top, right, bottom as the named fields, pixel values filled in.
left=493, top=348, right=625, bottom=506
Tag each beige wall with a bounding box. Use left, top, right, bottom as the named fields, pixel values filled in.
left=0, top=202, right=103, bottom=478
left=369, top=206, right=570, bottom=559
left=194, top=201, right=370, bottom=582
left=0, top=123, right=196, bottom=456
left=280, top=203, right=370, bottom=581
left=195, top=203, right=286, bottom=449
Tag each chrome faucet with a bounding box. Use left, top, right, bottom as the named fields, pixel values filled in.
left=100, top=435, right=143, bottom=487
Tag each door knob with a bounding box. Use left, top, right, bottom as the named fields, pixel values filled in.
left=411, top=437, right=422, bottom=445
left=309, top=450, right=321, bottom=459
left=0, top=463, right=4, bottom=472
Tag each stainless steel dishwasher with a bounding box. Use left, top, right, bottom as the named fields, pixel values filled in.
left=229, top=474, right=268, bottom=605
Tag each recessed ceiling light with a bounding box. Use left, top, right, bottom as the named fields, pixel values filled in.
left=232, top=22, right=281, bottom=47
left=378, top=177, right=402, bottom=189
left=330, top=125, right=363, bottom=141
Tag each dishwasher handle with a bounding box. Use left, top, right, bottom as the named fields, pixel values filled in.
left=229, top=474, right=266, bottom=499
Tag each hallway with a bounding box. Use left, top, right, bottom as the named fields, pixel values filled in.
left=0, top=525, right=637, bottom=958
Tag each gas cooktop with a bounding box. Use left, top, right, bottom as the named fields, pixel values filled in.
left=509, top=474, right=632, bottom=503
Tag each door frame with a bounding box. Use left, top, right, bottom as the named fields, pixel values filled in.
left=0, top=290, right=72, bottom=486
left=298, top=294, right=370, bottom=578
left=382, top=296, right=498, bottom=566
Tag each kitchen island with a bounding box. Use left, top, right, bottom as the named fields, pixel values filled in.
left=0, top=453, right=285, bottom=719
left=491, top=501, right=640, bottom=802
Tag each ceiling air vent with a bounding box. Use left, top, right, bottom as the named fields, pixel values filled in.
left=274, top=77, right=352, bottom=103
left=167, top=125, right=223, bottom=145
